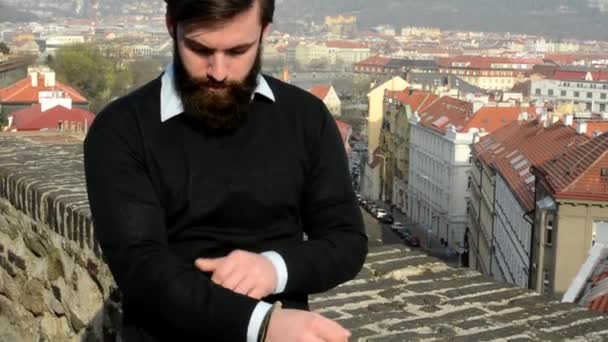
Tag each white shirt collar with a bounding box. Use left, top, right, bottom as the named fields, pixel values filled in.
left=160, top=62, right=275, bottom=123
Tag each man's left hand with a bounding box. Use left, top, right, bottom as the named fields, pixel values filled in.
left=195, top=250, right=277, bottom=299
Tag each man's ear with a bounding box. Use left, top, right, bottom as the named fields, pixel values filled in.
left=166, top=14, right=176, bottom=39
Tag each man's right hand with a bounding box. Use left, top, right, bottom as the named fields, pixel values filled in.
left=265, top=309, right=351, bottom=342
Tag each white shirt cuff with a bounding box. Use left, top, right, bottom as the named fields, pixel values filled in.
left=246, top=301, right=272, bottom=342
left=261, top=251, right=288, bottom=293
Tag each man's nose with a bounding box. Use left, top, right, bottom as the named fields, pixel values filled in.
left=207, top=53, right=228, bottom=83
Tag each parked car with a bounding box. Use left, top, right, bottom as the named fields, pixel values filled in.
left=396, top=228, right=412, bottom=239
left=378, top=214, right=393, bottom=224
left=375, top=208, right=387, bottom=218
left=367, top=204, right=377, bottom=214
left=404, top=235, right=421, bottom=247
left=390, top=222, right=404, bottom=230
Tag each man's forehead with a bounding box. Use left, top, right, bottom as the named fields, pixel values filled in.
left=181, top=24, right=261, bottom=49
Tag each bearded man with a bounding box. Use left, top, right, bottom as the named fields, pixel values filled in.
left=83, top=0, right=367, bottom=341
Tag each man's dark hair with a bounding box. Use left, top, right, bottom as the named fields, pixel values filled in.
left=165, top=0, right=274, bottom=27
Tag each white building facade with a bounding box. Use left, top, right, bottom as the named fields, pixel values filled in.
left=408, top=117, right=479, bottom=248
left=492, top=174, right=532, bottom=288
left=531, top=77, right=608, bottom=113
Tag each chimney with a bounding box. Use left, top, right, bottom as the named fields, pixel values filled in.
left=577, top=122, right=587, bottom=135
left=564, top=114, right=574, bottom=127
left=518, top=111, right=528, bottom=121
left=602, top=112, right=608, bottom=121
left=473, top=101, right=484, bottom=114
left=282, top=67, right=289, bottom=83
left=44, top=72, right=56, bottom=87
left=538, top=112, right=547, bottom=125
left=7, top=116, right=13, bottom=130
left=30, top=72, right=38, bottom=87
left=552, top=115, right=560, bottom=124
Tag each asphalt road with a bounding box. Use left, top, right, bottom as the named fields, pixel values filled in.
left=360, top=208, right=403, bottom=247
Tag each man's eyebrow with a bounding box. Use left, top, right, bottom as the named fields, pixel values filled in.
left=183, top=37, right=257, bottom=52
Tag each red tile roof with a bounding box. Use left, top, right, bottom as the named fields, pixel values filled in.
left=464, top=106, right=536, bottom=134
left=309, top=85, right=331, bottom=101
left=326, top=40, right=368, bottom=49
left=545, top=53, right=608, bottom=66
left=354, top=55, right=391, bottom=68
left=575, top=120, right=608, bottom=138
left=475, top=119, right=590, bottom=211
left=416, top=96, right=474, bottom=133
left=533, top=132, right=608, bottom=202
left=8, top=104, right=95, bottom=131
left=550, top=70, right=608, bottom=81
left=0, top=75, right=88, bottom=104
left=385, top=89, right=439, bottom=114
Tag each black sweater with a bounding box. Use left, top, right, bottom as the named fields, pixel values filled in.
left=84, top=75, right=367, bottom=341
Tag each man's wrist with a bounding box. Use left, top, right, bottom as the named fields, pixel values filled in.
left=258, top=301, right=282, bottom=342
left=261, top=251, right=288, bottom=293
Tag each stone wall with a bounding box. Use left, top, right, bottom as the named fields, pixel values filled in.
left=312, top=246, right=608, bottom=341
left=0, top=133, right=119, bottom=341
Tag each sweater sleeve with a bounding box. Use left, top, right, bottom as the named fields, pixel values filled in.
left=84, top=104, right=260, bottom=341
left=273, top=101, right=368, bottom=294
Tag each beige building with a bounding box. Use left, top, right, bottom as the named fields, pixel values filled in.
left=309, top=84, right=341, bottom=117
left=401, top=26, right=441, bottom=39
left=326, top=41, right=370, bottom=65
left=381, top=89, right=438, bottom=212
left=292, top=42, right=330, bottom=68
left=438, top=56, right=542, bottom=91
left=531, top=132, right=608, bottom=297
left=324, top=15, right=357, bottom=36
left=361, top=76, right=408, bottom=200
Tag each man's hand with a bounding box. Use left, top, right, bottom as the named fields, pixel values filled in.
left=266, top=309, right=351, bottom=342
left=195, top=250, right=277, bottom=299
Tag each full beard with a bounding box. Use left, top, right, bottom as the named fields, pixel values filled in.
left=173, top=43, right=261, bottom=135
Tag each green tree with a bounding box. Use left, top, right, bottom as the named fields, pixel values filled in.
left=130, top=58, right=164, bottom=90
left=49, top=43, right=116, bottom=113
left=0, top=42, right=10, bottom=55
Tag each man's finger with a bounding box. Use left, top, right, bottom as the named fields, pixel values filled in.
left=247, top=286, right=266, bottom=300
left=314, top=317, right=350, bottom=342
left=234, top=279, right=255, bottom=296
left=195, top=257, right=225, bottom=272
left=222, top=272, right=246, bottom=291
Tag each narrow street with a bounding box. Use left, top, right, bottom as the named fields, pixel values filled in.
left=360, top=205, right=461, bottom=268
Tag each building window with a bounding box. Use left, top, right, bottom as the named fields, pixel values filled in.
left=534, top=88, right=541, bottom=95
left=561, top=90, right=567, bottom=97
left=468, top=176, right=472, bottom=189
left=548, top=89, right=554, bottom=96
left=574, top=91, right=580, bottom=98
left=601, top=104, right=606, bottom=112
left=587, top=92, right=593, bottom=99
left=601, top=93, right=607, bottom=100
left=546, top=216, right=553, bottom=245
